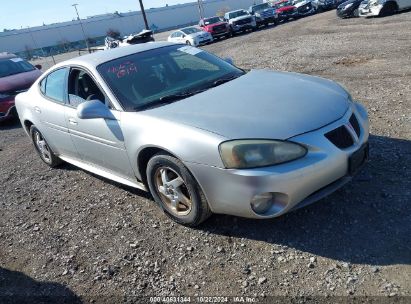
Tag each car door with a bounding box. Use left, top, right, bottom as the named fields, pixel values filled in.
left=64, top=67, right=135, bottom=179
left=34, top=67, right=79, bottom=158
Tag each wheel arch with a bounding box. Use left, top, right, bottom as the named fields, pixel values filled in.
left=23, top=119, right=34, bottom=134
left=137, top=146, right=180, bottom=186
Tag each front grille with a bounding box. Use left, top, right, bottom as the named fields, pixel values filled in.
left=261, top=10, right=275, bottom=17
left=325, top=126, right=354, bottom=149
left=234, top=17, right=252, bottom=25
left=349, top=114, right=361, bottom=137
left=213, top=24, right=226, bottom=32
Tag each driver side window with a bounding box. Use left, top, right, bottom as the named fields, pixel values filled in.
left=67, top=69, right=106, bottom=108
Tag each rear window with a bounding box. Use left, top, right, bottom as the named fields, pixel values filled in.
left=0, top=58, right=35, bottom=78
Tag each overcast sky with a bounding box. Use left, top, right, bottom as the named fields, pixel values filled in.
left=2, top=0, right=193, bottom=30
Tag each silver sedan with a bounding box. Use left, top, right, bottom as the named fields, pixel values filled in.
left=15, top=42, right=369, bottom=226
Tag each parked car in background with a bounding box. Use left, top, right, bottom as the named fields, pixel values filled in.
left=271, top=0, right=299, bottom=21
left=337, top=0, right=364, bottom=17
left=293, top=0, right=317, bottom=16
left=168, top=27, right=213, bottom=46
left=15, top=42, right=369, bottom=226
left=312, top=0, right=338, bottom=11
left=224, top=9, right=257, bottom=34
left=0, top=53, right=42, bottom=122
left=104, top=30, right=155, bottom=50
left=199, top=16, right=231, bottom=39
left=359, top=0, right=410, bottom=16
left=248, top=2, right=279, bottom=26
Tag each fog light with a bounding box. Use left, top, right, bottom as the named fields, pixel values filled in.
left=251, top=193, right=274, bottom=214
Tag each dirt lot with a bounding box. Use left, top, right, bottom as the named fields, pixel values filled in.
left=1, top=10, right=410, bottom=303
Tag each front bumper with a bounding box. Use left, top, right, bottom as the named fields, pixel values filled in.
left=278, top=12, right=299, bottom=20
left=359, top=4, right=382, bottom=16
left=185, top=102, right=369, bottom=219
left=231, top=21, right=257, bottom=32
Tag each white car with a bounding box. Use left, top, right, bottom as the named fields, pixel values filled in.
left=359, top=0, right=411, bottom=16
left=168, top=27, right=213, bottom=47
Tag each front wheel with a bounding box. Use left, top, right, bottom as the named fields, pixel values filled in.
left=146, top=153, right=212, bottom=226
left=30, top=126, right=62, bottom=167
left=379, top=2, right=397, bottom=16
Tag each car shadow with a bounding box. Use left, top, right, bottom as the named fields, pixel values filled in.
left=0, top=267, right=82, bottom=303
left=0, top=118, right=22, bottom=131
left=198, top=134, right=411, bottom=266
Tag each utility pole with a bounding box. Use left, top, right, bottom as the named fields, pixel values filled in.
left=72, top=4, right=91, bottom=53
left=138, top=0, right=149, bottom=30
left=197, top=0, right=205, bottom=19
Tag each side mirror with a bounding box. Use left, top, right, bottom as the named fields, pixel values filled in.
left=35, top=64, right=42, bottom=70
left=223, top=57, right=234, bottom=65
left=77, top=100, right=115, bottom=120
left=182, top=34, right=186, bottom=38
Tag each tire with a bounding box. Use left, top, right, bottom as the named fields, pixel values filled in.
left=379, top=2, right=397, bottom=16
left=30, top=125, right=62, bottom=167
left=146, top=153, right=212, bottom=227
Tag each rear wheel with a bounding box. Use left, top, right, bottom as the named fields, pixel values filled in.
left=30, top=126, right=62, bottom=167
left=146, top=153, right=212, bottom=226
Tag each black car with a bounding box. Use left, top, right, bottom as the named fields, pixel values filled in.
left=336, top=0, right=363, bottom=17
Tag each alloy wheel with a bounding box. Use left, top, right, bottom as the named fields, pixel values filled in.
left=154, top=167, right=192, bottom=216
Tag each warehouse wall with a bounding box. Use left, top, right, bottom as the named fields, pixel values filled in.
left=0, top=0, right=259, bottom=53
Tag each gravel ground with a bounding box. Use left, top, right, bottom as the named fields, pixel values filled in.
left=1, top=10, right=411, bottom=303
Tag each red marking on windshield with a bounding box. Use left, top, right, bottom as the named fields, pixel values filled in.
left=107, top=61, right=138, bottom=79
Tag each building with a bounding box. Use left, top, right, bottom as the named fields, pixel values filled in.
left=0, top=0, right=258, bottom=55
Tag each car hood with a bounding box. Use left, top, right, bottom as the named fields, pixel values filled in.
left=188, top=31, right=210, bottom=39
left=277, top=6, right=296, bottom=12
left=294, top=1, right=310, bottom=8
left=230, top=15, right=252, bottom=22
left=205, top=22, right=227, bottom=30
left=0, top=69, right=42, bottom=93
left=145, top=70, right=350, bottom=140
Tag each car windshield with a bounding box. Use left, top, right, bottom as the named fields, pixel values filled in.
left=0, top=58, right=35, bottom=78
left=98, top=45, right=244, bottom=111
left=252, top=3, right=270, bottom=12
left=228, top=10, right=248, bottom=18
left=181, top=27, right=202, bottom=35
left=204, top=17, right=221, bottom=25
left=274, top=1, right=293, bottom=8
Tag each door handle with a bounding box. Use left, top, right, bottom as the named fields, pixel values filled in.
left=34, top=106, right=41, bottom=113
left=68, top=118, right=78, bottom=125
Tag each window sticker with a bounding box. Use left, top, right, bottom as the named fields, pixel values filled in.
left=177, top=46, right=203, bottom=56
left=10, top=58, right=23, bottom=63
left=107, top=61, right=138, bottom=79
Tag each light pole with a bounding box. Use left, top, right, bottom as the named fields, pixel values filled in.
left=72, top=4, right=91, bottom=53
left=197, top=0, right=205, bottom=19
left=138, top=0, right=149, bottom=30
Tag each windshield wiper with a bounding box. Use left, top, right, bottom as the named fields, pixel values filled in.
left=134, top=89, right=206, bottom=111
left=212, top=74, right=242, bottom=87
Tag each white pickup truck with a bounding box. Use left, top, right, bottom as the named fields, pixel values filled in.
left=359, top=0, right=411, bottom=16
left=224, top=9, right=257, bottom=34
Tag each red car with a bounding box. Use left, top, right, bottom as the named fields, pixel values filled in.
left=0, top=53, right=42, bottom=122
left=199, top=16, right=231, bottom=39
left=271, top=0, right=299, bottom=21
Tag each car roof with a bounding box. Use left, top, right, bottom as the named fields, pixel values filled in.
left=0, top=52, right=17, bottom=60
left=227, top=9, right=246, bottom=13
left=57, top=42, right=176, bottom=70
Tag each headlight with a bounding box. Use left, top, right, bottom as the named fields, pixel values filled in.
left=344, top=2, right=354, bottom=8
left=219, top=139, right=307, bottom=169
